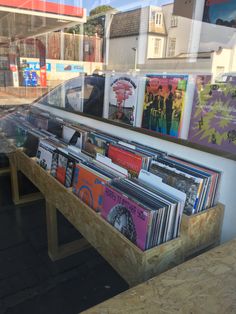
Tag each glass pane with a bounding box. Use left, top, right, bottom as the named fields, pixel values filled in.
left=0, top=0, right=235, bottom=157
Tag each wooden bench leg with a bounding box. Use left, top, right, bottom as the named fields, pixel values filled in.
left=46, top=201, right=90, bottom=261
left=9, top=154, right=20, bottom=204
left=9, top=155, right=43, bottom=205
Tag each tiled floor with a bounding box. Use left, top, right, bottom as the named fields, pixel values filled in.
left=0, top=171, right=128, bottom=314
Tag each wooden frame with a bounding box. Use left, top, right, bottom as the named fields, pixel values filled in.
left=8, top=152, right=43, bottom=205
left=7, top=149, right=225, bottom=286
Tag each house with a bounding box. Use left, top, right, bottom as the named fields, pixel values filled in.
left=107, top=6, right=168, bottom=71
left=105, top=3, right=236, bottom=82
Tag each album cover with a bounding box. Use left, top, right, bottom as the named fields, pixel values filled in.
left=36, top=140, right=57, bottom=170
left=72, top=163, right=109, bottom=212
left=84, top=131, right=118, bottom=157
left=188, top=75, right=236, bottom=154
left=141, top=74, right=188, bottom=137
left=56, top=152, right=68, bottom=185
left=108, top=75, right=138, bottom=126
left=150, top=161, right=201, bottom=215
left=107, top=144, right=147, bottom=177
left=101, top=185, right=150, bottom=251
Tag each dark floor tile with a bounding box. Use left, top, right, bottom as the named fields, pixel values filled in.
left=0, top=211, right=26, bottom=250
left=0, top=269, right=38, bottom=299
left=4, top=262, right=128, bottom=314
left=0, top=183, right=128, bottom=314
left=14, top=201, right=46, bottom=232
left=0, top=175, right=12, bottom=207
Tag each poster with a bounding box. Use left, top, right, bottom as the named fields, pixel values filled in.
left=108, top=75, right=138, bottom=126
left=25, top=62, right=51, bottom=72
left=188, top=75, right=236, bottom=154
left=141, top=74, right=188, bottom=137
left=56, top=63, right=84, bottom=73
left=203, top=0, right=236, bottom=28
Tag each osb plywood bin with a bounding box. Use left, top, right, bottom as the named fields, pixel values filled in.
left=181, top=204, right=225, bottom=259
left=9, top=149, right=224, bottom=286
left=10, top=149, right=184, bottom=287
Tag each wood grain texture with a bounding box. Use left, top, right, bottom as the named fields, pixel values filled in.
left=13, top=150, right=183, bottom=286
left=11, top=149, right=224, bottom=287
left=8, top=152, right=43, bottom=205
left=181, top=205, right=225, bottom=258
left=82, top=238, right=236, bottom=314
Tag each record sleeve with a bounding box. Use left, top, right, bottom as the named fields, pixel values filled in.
left=101, top=185, right=151, bottom=251
left=188, top=75, right=236, bottom=155
left=141, top=74, right=188, bottom=137
left=108, top=75, right=138, bottom=126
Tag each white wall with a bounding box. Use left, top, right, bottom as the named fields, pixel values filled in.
left=199, top=23, right=236, bottom=52
left=35, top=103, right=236, bottom=244
left=108, top=36, right=139, bottom=71
left=211, top=49, right=233, bottom=81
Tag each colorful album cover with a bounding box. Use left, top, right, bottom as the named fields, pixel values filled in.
left=141, top=74, right=188, bottom=137
left=107, top=144, right=143, bottom=177
left=150, top=162, right=201, bottom=215
left=72, top=164, right=108, bottom=212
left=101, top=185, right=150, bottom=251
left=108, top=75, right=138, bottom=126
left=84, top=132, right=108, bottom=157
left=203, top=0, right=236, bottom=28
left=188, top=75, right=236, bottom=155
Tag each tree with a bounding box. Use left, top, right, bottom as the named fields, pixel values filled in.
left=89, top=5, right=113, bottom=16
left=66, top=5, right=114, bottom=37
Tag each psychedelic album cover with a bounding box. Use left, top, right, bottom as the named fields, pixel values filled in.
left=101, top=185, right=150, bottom=251
left=141, top=74, right=188, bottom=137
left=108, top=75, right=138, bottom=126
left=203, top=0, right=236, bottom=28
left=72, top=164, right=108, bottom=212
left=188, top=75, right=236, bottom=155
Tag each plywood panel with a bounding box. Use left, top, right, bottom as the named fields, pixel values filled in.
left=11, top=149, right=224, bottom=286
left=14, top=150, right=183, bottom=286
left=82, top=239, right=236, bottom=314
left=181, top=204, right=225, bottom=258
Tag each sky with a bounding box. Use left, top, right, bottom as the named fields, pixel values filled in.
left=83, top=0, right=173, bottom=14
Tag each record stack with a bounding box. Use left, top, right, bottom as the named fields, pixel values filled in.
left=72, top=157, right=127, bottom=212
left=101, top=169, right=186, bottom=251
left=149, top=155, right=221, bottom=215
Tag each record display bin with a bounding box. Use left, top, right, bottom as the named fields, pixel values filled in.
left=8, top=148, right=184, bottom=286
left=7, top=147, right=224, bottom=287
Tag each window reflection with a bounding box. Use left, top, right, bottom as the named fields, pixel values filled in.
left=0, top=0, right=235, bottom=156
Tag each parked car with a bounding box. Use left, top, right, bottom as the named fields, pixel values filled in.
left=210, top=72, right=236, bottom=96
left=36, top=74, right=105, bottom=118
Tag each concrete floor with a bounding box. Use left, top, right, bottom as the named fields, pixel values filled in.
left=0, top=157, right=128, bottom=314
